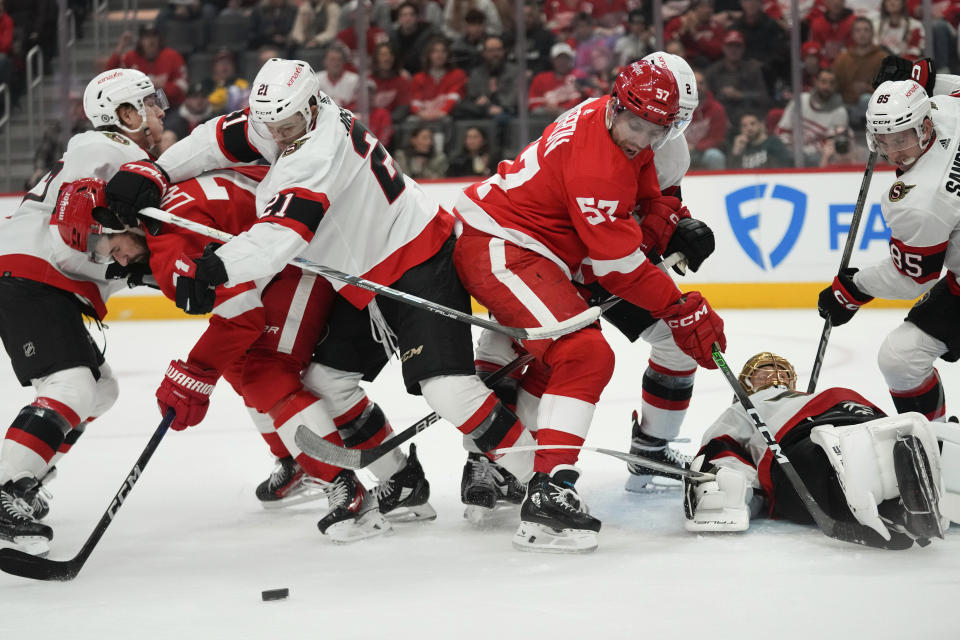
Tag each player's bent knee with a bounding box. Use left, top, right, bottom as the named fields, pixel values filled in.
left=242, top=350, right=304, bottom=413
left=543, top=330, right=615, bottom=396
left=89, top=363, right=120, bottom=419
left=301, top=363, right=367, bottom=417
left=32, top=366, right=99, bottom=424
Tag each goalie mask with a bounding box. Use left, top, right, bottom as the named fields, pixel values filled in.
left=738, top=352, right=797, bottom=394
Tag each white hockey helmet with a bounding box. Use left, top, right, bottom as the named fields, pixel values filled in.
left=865, top=80, right=931, bottom=154
left=642, top=51, right=697, bottom=139
left=248, top=58, right=322, bottom=147
left=83, top=68, right=168, bottom=130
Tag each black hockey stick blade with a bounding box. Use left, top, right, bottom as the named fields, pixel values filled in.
left=295, top=354, right=535, bottom=470
left=487, top=444, right=714, bottom=480
left=0, top=409, right=174, bottom=581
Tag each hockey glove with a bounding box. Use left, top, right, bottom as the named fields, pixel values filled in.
left=174, top=243, right=229, bottom=315
left=817, top=268, right=873, bottom=326
left=104, top=160, right=170, bottom=232
left=872, top=55, right=914, bottom=89
left=664, top=217, right=715, bottom=274
left=156, top=359, right=218, bottom=430
left=652, top=291, right=725, bottom=369
left=910, top=58, right=937, bottom=95
left=105, top=261, right=159, bottom=289
left=635, top=196, right=690, bottom=257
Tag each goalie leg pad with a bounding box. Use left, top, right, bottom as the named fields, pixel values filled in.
left=892, top=435, right=944, bottom=540
left=934, top=420, right=960, bottom=523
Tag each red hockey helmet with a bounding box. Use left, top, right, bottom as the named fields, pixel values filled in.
left=612, top=60, right=680, bottom=127
left=51, top=178, right=109, bottom=253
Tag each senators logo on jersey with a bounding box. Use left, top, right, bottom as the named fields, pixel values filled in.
left=281, top=139, right=307, bottom=157
left=888, top=181, right=915, bottom=202
left=100, top=131, right=130, bottom=145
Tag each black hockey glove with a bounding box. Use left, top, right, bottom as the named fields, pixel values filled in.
left=910, top=57, right=937, bottom=95
left=105, top=261, right=159, bottom=290
left=104, top=160, right=170, bottom=233
left=174, top=243, right=229, bottom=315
left=664, top=217, right=715, bottom=274
left=872, top=55, right=914, bottom=89
left=817, top=268, right=873, bottom=326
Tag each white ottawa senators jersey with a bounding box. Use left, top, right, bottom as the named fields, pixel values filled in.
left=455, top=95, right=681, bottom=313
left=157, top=98, right=452, bottom=308
left=0, top=130, right=149, bottom=318
left=854, top=95, right=960, bottom=300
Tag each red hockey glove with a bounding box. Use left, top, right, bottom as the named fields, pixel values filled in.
left=104, top=160, right=170, bottom=231
left=817, top=268, right=873, bottom=326
left=635, top=196, right=691, bottom=256
left=652, top=291, right=726, bottom=369
left=156, top=359, right=218, bottom=430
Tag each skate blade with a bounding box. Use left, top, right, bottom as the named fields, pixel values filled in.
left=511, top=521, right=598, bottom=554
left=383, top=501, right=438, bottom=523
left=259, top=489, right=328, bottom=510
left=326, top=510, right=394, bottom=544
left=625, top=473, right=682, bottom=493
left=463, top=503, right=519, bottom=527
left=0, top=535, right=50, bottom=557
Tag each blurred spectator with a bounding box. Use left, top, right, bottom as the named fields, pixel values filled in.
left=908, top=0, right=959, bottom=72
left=336, top=17, right=390, bottom=57
left=686, top=69, right=728, bottom=169
left=449, top=8, right=488, bottom=71
left=163, top=81, right=214, bottom=139
left=528, top=42, right=584, bottom=117
left=801, top=41, right=825, bottom=89
left=819, top=124, right=866, bottom=167
left=391, top=1, right=439, bottom=75
left=409, top=36, right=467, bottom=122
left=571, top=13, right=615, bottom=75
left=291, top=0, right=341, bottom=52
left=664, top=0, right=725, bottom=67
left=777, top=68, right=849, bottom=166
left=454, top=35, right=517, bottom=120
left=0, top=0, right=11, bottom=101
left=369, top=42, right=411, bottom=148
left=204, top=48, right=251, bottom=114
left=614, top=9, right=654, bottom=66
left=317, top=43, right=359, bottom=109
left=705, top=30, right=769, bottom=128
left=408, top=0, right=445, bottom=28
left=506, top=1, right=557, bottom=75
left=579, top=44, right=617, bottom=97
left=106, top=24, right=189, bottom=107
left=591, top=0, right=630, bottom=35
left=447, top=125, right=496, bottom=177
left=444, top=0, right=503, bottom=38
left=249, top=0, right=297, bottom=52
left=543, top=0, right=583, bottom=33
left=831, top=17, right=885, bottom=106
left=11, top=0, right=58, bottom=73
left=808, top=0, right=855, bottom=64
left=873, top=0, right=924, bottom=60
left=733, top=0, right=788, bottom=92
left=159, top=129, right=180, bottom=155
left=394, top=125, right=449, bottom=178
left=729, top=110, right=791, bottom=168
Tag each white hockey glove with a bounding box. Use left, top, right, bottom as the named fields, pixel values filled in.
left=811, top=413, right=946, bottom=542
left=683, top=455, right=751, bottom=532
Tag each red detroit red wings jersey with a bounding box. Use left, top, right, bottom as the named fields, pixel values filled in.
left=456, top=95, right=681, bottom=313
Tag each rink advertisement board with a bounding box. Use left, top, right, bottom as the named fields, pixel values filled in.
left=0, top=166, right=916, bottom=320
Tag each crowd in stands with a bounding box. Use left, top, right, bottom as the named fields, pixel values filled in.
left=9, top=0, right=960, bottom=186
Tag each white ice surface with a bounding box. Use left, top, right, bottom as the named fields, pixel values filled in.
left=2, top=309, right=959, bottom=639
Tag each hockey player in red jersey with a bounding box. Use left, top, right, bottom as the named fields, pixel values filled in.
left=453, top=60, right=726, bottom=553
left=684, top=352, right=955, bottom=549
left=817, top=72, right=960, bottom=424
left=0, top=68, right=168, bottom=555
left=80, top=168, right=435, bottom=542
left=103, top=58, right=539, bottom=518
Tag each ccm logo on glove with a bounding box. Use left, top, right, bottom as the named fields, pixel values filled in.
left=665, top=300, right=710, bottom=328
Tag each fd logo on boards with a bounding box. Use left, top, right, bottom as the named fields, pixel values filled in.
left=725, top=184, right=806, bottom=270
left=888, top=181, right=915, bottom=202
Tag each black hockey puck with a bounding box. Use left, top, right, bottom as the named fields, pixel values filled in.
left=261, top=588, right=289, bottom=601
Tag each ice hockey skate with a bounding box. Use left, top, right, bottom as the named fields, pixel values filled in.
left=374, top=444, right=436, bottom=522
left=317, top=470, right=391, bottom=543
left=625, top=411, right=692, bottom=492
left=513, top=466, right=600, bottom=554
left=27, top=466, right=56, bottom=521
left=255, top=456, right=327, bottom=509
left=0, top=475, right=54, bottom=557
left=461, top=452, right=525, bottom=525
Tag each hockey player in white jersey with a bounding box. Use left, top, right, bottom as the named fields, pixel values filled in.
left=0, top=68, right=168, bottom=555
left=683, top=352, right=955, bottom=549
left=103, top=58, right=538, bottom=521
left=817, top=76, right=960, bottom=423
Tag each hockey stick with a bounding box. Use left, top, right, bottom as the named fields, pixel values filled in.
left=295, top=354, right=536, bottom=469
left=139, top=208, right=601, bottom=341
left=712, top=344, right=912, bottom=550
left=0, top=409, right=175, bottom=581
left=807, top=150, right=878, bottom=393
left=487, top=444, right=715, bottom=480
